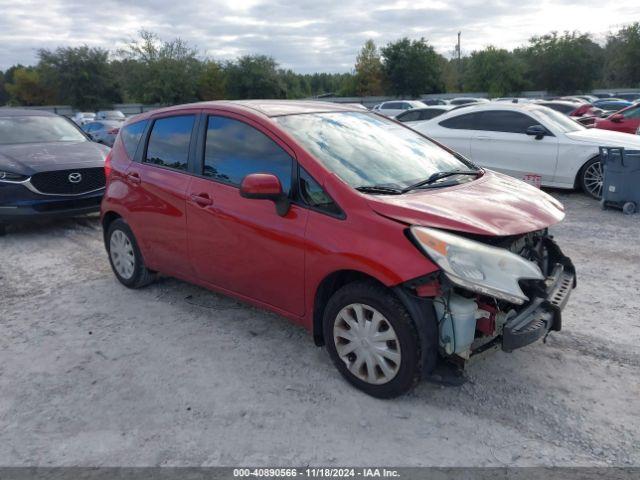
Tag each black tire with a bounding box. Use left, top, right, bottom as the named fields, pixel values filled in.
left=580, top=156, right=603, bottom=200
left=0, top=223, right=6, bottom=236
left=322, top=281, right=422, bottom=398
left=106, top=218, right=156, bottom=288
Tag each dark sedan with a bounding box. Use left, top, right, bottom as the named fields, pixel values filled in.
left=0, top=108, right=110, bottom=234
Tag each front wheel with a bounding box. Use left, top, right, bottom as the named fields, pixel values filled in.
left=106, top=218, right=156, bottom=288
left=580, top=157, right=603, bottom=199
left=322, top=281, right=423, bottom=398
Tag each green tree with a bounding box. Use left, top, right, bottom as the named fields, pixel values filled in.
left=37, top=46, right=121, bottom=110
left=520, top=31, right=603, bottom=93
left=5, top=67, right=56, bottom=106
left=0, top=71, right=8, bottom=106
left=381, top=38, right=444, bottom=96
left=354, top=40, right=385, bottom=96
left=603, top=23, right=640, bottom=87
left=224, top=55, right=285, bottom=99
left=197, top=60, right=226, bottom=100
left=116, top=30, right=203, bottom=104
left=463, top=46, right=527, bottom=96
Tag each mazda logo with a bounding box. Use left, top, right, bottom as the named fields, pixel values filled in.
left=68, top=172, right=82, bottom=184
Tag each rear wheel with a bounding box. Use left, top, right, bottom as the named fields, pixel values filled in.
left=106, top=218, right=156, bottom=288
left=580, top=157, right=603, bottom=199
left=323, top=281, right=422, bottom=398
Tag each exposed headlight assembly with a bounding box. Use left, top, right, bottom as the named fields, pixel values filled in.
left=0, top=171, right=28, bottom=182
left=410, top=226, right=544, bottom=305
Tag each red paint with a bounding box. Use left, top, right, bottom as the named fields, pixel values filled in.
left=101, top=101, right=566, bottom=332
left=595, top=104, right=640, bottom=135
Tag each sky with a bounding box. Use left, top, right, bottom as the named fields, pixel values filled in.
left=0, top=0, right=639, bottom=73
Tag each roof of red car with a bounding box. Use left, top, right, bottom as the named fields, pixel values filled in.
left=133, top=100, right=363, bottom=122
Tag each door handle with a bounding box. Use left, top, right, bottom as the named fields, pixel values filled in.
left=126, top=172, right=141, bottom=184
left=190, top=193, right=213, bottom=207
left=475, top=136, right=491, bottom=140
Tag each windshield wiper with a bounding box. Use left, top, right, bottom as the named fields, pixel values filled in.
left=355, top=185, right=403, bottom=195
left=401, top=169, right=480, bottom=193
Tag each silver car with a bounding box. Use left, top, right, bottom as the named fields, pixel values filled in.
left=82, top=120, right=121, bottom=147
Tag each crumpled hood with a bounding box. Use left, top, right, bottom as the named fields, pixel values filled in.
left=366, top=171, right=565, bottom=236
left=566, top=128, right=640, bottom=149
left=0, top=141, right=109, bottom=175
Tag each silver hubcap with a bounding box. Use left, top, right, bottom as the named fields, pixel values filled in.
left=584, top=161, right=603, bottom=199
left=333, top=303, right=401, bottom=385
left=109, top=230, right=135, bottom=279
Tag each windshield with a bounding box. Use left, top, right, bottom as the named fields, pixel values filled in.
left=275, top=111, right=477, bottom=190
left=0, top=116, right=87, bottom=145
left=532, top=107, right=585, bottom=133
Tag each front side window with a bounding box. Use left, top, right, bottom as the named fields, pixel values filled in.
left=276, top=111, right=476, bottom=191
left=0, top=116, right=86, bottom=145
left=382, top=102, right=401, bottom=110
left=204, top=116, right=292, bottom=194
left=479, top=111, right=537, bottom=134
left=144, top=115, right=194, bottom=171
left=622, top=106, right=640, bottom=119
left=121, top=120, right=148, bottom=159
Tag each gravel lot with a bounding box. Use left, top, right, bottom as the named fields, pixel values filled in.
left=0, top=192, right=638, bottom=467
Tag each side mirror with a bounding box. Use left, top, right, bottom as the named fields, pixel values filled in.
left=240, top=173, right=290, bottom=216
left=610, top=113, right=624, bottom=123
left=525, top=124, right=548, bottom=140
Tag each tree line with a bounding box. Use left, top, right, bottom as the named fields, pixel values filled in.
left=0, top=24, right=638, bottom=110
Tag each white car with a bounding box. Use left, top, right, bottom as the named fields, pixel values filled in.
left=72, top=112, right=96, bottom=126
left=372, top=100, right=427, bottom=117
left=413, top=103, right=640, bottom=199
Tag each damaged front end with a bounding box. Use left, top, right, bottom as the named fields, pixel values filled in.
left=405, top=227, right=576, bottom=366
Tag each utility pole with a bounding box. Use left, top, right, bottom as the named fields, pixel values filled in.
left=456, top=31, right=462, bottom=92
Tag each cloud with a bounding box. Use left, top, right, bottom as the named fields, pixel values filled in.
left=0, top=0, right=638, bottom=72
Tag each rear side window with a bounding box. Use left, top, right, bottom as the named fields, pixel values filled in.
left=439, top=112, right=483, bottom=130
left=479, top=111, right=537, bottom=134
left=204, top=116, right=293, bottom=194
left=121, top=120, right=148, bottom=159
left=397, top=111, right=420, bottom=122
left=419, top=109, right=444, bottom=121
left=299, top=167, right=341, bottom=216
left=382, top=102, right=402, bottom=110
left=144, top=115, right=195, bottom=171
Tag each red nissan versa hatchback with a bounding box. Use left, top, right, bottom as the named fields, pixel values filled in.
left=101, top=100, right=576, bottom=398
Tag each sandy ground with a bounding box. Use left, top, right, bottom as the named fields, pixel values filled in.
left=0, top=192, right=638, bottom=467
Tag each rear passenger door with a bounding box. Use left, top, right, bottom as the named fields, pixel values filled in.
left=124, top=111, right=199, bottom=276
left=470, top=110, right=558, bottom=183
left=185, top=112, right=308, bottom=316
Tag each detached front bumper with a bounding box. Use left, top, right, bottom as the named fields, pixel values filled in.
left=502, top=241, right=576, bottom=352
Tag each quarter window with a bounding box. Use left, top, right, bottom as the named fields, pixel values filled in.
left=299, top=167, right=341, bottom=216
left=204, top=116, right=293, bottom=194
left=144, top=115, right=194, bottom=171
left=121, top=120, right=148, bottom=159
